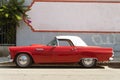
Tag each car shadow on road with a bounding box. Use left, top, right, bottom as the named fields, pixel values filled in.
left=1, top=63, right=120, bottom=69
left=29, top=65, right=105, bottom=69
left=0, top=64, right=105, bottom=69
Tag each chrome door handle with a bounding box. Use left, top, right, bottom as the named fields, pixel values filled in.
left=71, top=48, right=77, bottom=51
left=35, top=48, right=44, bottom=51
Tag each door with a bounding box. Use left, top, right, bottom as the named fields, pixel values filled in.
left=52, top=46, right=79, bottom=62
left=33, top=46, right=55, bottom=63
left=52, top=39, right=79, bottom=63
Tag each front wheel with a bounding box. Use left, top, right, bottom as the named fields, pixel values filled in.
left=80, top=58, right=96, bottom=68
left=15, top=53, right=32, bottom=68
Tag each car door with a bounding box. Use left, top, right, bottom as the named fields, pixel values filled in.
left=52, top=39, right=79, bottom=63
left=33, top=45, right=55, bottom=63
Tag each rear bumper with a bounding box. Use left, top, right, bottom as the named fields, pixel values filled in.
left=109, top=51, right=114, bottom=61
left=109, top=57, right=114, bottom=61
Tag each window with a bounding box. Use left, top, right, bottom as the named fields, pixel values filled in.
left=0, top=26, right=16, bottom=46
left=0, top=0, right=16, bottom=46
left=58, top=39, right=73, bottom=46
left=47, top=38, right=57, bottom=46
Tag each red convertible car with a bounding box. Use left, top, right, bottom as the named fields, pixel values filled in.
left=9, top=36, right=114, bottom=68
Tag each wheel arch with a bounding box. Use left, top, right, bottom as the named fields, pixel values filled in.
left=80, top=57, right=98, bottom=62
left=79, top=57, right=98, bottom=65
left=79, top=57, right=98, bottom=68
left=79, top=57, right=99, bottom=63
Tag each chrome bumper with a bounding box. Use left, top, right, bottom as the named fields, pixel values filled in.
left=109, top=51, right=114, bottom=61
left=109, top=57, right=114, bottom=61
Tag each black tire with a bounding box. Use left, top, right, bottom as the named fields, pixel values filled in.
left=80, top=58, right=96, bottom=68
left=15, top=53, right=32, bottom=68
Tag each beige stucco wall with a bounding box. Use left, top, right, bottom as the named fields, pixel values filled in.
left=27, top=2, right=120, bottom=32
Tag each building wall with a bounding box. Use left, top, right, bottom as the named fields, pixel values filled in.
left=27, top=2, right=120, bottom=32
left=17, top=0, right=120, bottom=61
left=17, top=22, right=120, bottom=61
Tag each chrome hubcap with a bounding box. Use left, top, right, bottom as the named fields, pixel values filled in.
left=18, top=55, right=28, bottom=65
left=83, top=58, right=94, bottom=65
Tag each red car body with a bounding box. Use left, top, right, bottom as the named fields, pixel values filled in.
left=9, top=36, right=114, bottom=68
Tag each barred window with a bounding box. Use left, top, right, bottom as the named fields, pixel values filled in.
left=0, top=26, right=16, bottom=46
left=0, top=0, right=16, bottom=46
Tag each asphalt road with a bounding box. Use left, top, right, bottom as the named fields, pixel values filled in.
left=0, top=63, right=120, bottom=80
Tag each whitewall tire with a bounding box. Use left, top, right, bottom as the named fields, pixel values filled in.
left=81, top=58, right=96, bottom=68
left=15, top=53, right=32, bottom=68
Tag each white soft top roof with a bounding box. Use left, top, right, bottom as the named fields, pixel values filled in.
left=56, top=36, right=87, bottom=46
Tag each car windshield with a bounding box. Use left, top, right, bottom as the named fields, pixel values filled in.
left=47, top=38, right=57, bottom=46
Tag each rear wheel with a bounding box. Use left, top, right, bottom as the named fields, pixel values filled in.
left=80, top=58, right=96, bottom=68
left=15, top=53, right=32, bottom=68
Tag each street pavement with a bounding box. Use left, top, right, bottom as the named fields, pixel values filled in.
left=0, top=63, right=120, bottom=80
